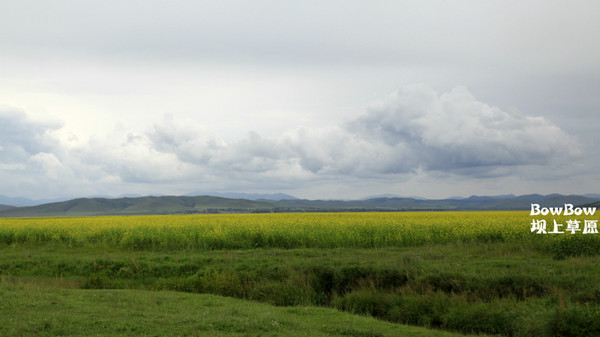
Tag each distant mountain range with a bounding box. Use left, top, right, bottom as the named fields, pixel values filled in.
left=184, top=192, right=299, bottom=201
left=0, top=204, right=14, bottom=212
left=0, top=192, right=298, bottom=207
left=0, top=193, right=598, bottom=217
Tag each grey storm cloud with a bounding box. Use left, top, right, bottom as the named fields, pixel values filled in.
left=6, top=1, right=598, bottom=72
left=1, top=1, right=437, bottom=66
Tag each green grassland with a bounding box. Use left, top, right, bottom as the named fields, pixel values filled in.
left=1, top=282, right=478, bottom=337
left=1, top=212, right=600, bottom=336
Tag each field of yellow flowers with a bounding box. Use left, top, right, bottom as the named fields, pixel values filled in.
left=0, top=211, right=581, bottom=251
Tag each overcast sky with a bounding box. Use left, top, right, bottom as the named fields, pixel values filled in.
left=1, top=1, right=599, bottom=200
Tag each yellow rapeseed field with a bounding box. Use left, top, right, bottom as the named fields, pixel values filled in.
left=0, top=211, right=570, bottom=250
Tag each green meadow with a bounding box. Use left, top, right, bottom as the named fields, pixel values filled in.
left=1, top=212, right=600, bottom=336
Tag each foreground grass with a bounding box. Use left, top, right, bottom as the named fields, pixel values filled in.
left=2, top=242, right=600, bottom=336
left=0, top=283, right=475, bottom=337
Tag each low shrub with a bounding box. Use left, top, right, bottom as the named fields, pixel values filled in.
left=550, top=304, right=600, bottom=336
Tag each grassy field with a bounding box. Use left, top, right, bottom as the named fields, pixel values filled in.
left=1, top=211, right=600, bottom=336
left=1, top=281, right=473, bottom=337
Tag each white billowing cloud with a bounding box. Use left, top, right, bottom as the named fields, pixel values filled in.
left=77, top=129, right=198, bottom=184
left=0, top=85, right=584, bottom=198
left=280, top=126, right=416, bottom=176
left=139, top=85, right=580, bottom=181
left=26, top=152, right=69, bottom=180
left=0, top=108, right=80, bottom=196
left=348, top=84, right=581, bottom=175
left=0, top=108, right=63, bottom=163
left=144, top=120, right=416, bottom=179
left=0, top=108, right=67, bottom=183
left=147, top=115, right=226, bottom=165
